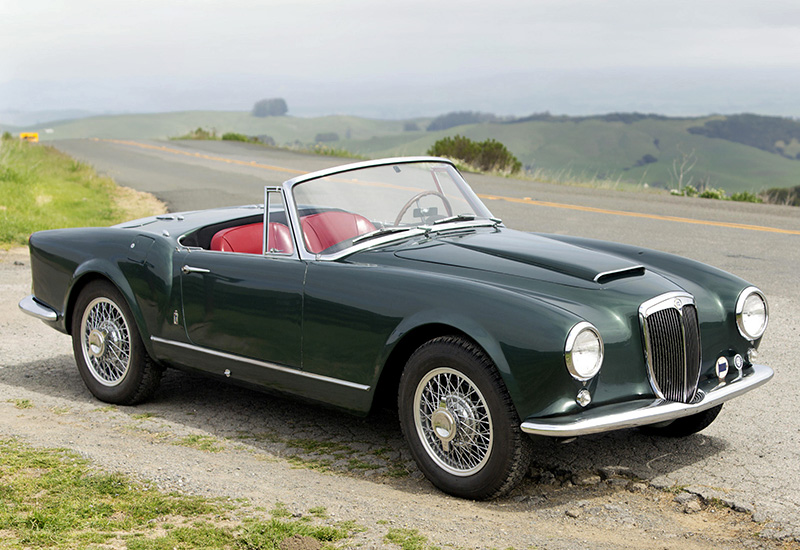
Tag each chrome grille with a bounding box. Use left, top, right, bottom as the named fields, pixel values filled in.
left=640, top=294, right=702, bottom=403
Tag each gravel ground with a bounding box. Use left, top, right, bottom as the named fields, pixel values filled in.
left=2, top=247, right=797, bottom=549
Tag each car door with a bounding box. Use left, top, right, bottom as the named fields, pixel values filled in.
left=178, top=249, right=306, bottom=385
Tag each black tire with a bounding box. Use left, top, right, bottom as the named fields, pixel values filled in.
left=398, top=336, right=532, bottom=500
left=640, top=404, right=723, bottom=437
left=70, top=281, right=162, bottom=405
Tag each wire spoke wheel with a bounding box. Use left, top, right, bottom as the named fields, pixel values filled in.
left=399, top=337, right=532, bottom=500
left=414, top=367, right=493, bottom=476
left=80, top=297, right=132, bottom=387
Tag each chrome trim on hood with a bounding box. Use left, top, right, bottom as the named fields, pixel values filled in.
left=594, top=265, right=645, bottom=283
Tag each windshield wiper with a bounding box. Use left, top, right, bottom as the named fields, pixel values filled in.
left=432, top=214, right=502, bottom=225
left=351, top=226, right=414, bottom=244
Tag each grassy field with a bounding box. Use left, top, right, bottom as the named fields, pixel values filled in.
left=0, top=438, right=357, bottom=549
left=0, top=138, right=165, bottom=248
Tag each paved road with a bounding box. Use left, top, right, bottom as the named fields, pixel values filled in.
left=48, top=139, right=800, bottom=536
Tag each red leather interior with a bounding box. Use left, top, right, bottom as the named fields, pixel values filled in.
left=301, top=211, right=376, bottom=253
left=210, top=222, right=294, bottom=254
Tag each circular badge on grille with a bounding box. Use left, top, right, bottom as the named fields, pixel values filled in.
left=674, top=298, right=683, bottom=309
left=715, top=356, right=729, bottom=380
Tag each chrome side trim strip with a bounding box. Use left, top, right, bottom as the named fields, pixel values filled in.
left=150, top=336, right=371, bottom=391
left=18, top=295, right=58, bottom=322
left=520, top=363, right=773, bottom=437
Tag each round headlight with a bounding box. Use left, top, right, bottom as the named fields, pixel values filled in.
left=736, top=287, right=768, bottom=341
left=565, top=322, right=604, bottom=381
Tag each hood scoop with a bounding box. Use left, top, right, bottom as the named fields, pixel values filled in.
left=395, top=230, right=647, bottom=284
left=594, top=265, right=646, bottom=284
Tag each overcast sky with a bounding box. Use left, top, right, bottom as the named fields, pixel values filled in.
left=2, top=0, right=800, bottom=117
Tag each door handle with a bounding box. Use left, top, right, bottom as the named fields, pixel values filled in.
left=182, top=265, right=210, bottom=274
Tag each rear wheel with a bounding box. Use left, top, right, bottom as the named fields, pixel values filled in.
left=398, top=336, right=532, bottom=500
left=640, top=404, right=723, bottom=437
left=71, top=281, right=162, bottom=405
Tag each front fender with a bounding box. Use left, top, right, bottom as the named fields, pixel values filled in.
left=375, top=275, right=586, bottom=421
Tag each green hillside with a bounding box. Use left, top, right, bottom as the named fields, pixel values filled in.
left=15, top=111, right=430, bottom=144
left=339, top=116, right=800, bottom=193
left=9, top=110, right=800, bottom=193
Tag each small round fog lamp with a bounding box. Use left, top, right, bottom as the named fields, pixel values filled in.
left=576, top=389, right=592, bottom=407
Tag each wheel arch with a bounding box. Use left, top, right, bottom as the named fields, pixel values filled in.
left=372, top=323, right=473, bottom=413
left=65, top=268, right=155, bottom=358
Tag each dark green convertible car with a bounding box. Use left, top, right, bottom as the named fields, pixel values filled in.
left=20, top=157, right=772, bottom=499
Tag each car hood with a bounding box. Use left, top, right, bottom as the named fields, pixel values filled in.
left=392, top=227, right=646, bottom=286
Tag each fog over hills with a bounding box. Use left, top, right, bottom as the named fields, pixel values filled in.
left=2, top=67, right=798, bottom=125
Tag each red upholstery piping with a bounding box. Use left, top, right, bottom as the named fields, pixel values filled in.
left=210, top=222, right=294, bottom=254
left=301, top=211, right=376, bottom=253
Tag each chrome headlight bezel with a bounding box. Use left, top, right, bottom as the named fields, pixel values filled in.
left=735, top=286, right=768, bottom=341
left=565, top=322, right=604, bottom=381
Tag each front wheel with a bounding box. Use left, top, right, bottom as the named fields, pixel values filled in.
left=71, top=281, right=162, bottom=405
left=640, top=404, right=723, bottom=437
left=398, top=336, right=532, bottom=500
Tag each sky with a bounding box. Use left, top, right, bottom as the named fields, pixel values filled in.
left=2, top=0, right=800, bottom=119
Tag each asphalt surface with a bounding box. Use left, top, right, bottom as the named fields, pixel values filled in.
left=43, top=138, right=800, bottom=537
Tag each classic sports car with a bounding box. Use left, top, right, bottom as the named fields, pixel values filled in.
left=20, top=157, right=772, bottom=499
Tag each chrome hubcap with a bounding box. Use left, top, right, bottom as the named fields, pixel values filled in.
left=87, top=329, right=106, bottom=357
left=431, top=403, right=457, bottom=450
left=80, top=297, right=131, bottom=387
left=414, top=367, right=493, bottom=476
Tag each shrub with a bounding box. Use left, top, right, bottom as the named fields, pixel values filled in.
left=174, top=127, right=217, bottom=140
left=761, top=185, right=800, bottom=206
left=221, top=132, right=250, bottom=142
left=314, top=132, right=339, bottom=143
left=251, top=98, right=288, bottom=117
left=635, top=154, right=658, bottom=166
left=671, top=184, right=698, bottom=197
left=255, top=135, right=276, bottom=146
left=1, top=131, right=12, bottom=141
left=698, top=187, right=727, bottom=200
left=730, top=191, right=762, bottom=203
left=427, top=135, right=522, bottom=175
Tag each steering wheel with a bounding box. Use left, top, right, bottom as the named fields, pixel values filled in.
left=394, top=191, right=453, bottom=226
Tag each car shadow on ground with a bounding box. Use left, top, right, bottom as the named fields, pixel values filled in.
left=1, top=356, right=727, bottom=508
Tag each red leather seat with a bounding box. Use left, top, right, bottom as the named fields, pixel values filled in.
left=210, top=222, right=294, bottom=254
left=301, top=211, right=376, bottom=253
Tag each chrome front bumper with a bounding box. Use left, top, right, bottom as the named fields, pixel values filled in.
left=18, top=294, right=59, bottom=322
left=520, top=363, right=773, bottom=437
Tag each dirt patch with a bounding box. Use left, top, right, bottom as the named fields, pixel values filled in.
left=112, top=185, right=167, bottom=220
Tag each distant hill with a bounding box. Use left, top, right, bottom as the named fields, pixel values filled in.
left=11, top=111, right=430, bottom=145
left=8, top=110, right=800, bottom=193
left=339, top=113, right=800, bottom=193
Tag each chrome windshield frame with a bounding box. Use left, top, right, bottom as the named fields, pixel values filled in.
left=278, top=157, right=498, bottom=262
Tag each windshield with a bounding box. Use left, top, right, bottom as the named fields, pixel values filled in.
left=291, top=161, right=494, bottom=254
